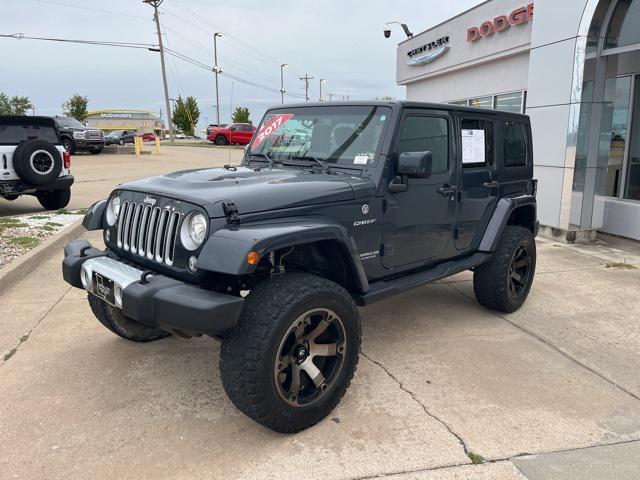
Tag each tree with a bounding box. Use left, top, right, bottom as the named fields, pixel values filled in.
left=62, top=94, right=89, bottom=122
left=0, top=92, right=33, bottom=115
left=172, top=95, right=200, bottom=136
left=231, top=107, right=251, bottom=124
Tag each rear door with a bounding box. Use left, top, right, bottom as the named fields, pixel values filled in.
left=382, top=109, right=458, bottom=268
left=454, top=114, right=499, bottom=251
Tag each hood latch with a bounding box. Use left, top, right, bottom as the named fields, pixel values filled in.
left=222, top=201, right=240, bottom=225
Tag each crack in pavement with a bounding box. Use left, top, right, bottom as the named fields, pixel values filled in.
left=0, top=286, right=71, bottom=368
left=361, top=351, right=473, bottom=459
left=446, top=283, right=640, bottom=403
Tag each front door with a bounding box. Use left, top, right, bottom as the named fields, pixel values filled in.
left=455, top=115, right=499, bottom=251
left=382, top=111, right=458, bottom=269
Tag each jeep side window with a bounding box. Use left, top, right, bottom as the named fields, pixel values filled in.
left=460, top=119, right=494, bottom=168
left=397, top=116, right=449, bottom=174
left=503, top=121, right=529, bottom=167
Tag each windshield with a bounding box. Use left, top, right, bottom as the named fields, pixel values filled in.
left=107, top=130, right=123, bottom=137
left=247, top=105, right=391, bottom=167
left=55, top=117, right=85, bottom=128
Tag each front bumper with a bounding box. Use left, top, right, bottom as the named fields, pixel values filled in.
left=62, top=239, right=244, bottom=337
left=74, top=139, right=105, bottom=149
left=0, top=175, right=74, bottom=196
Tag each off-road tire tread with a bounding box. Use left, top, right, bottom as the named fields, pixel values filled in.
left=473, top=225, right=535, bottom=313
left=87, top=294, right=171, bottom=342
left=36, top=188, right=71, bottom=210
left=220, top=273, right=361, bottom=433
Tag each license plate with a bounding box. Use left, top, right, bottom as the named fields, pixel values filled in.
left=93, top=272, right=116, bottom=306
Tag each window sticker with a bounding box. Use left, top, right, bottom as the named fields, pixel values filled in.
left=354, top=154, right=369, bottom=165
left=252, top=113, right=294, bottom=149
left=462, top=129, right=486, bottom=164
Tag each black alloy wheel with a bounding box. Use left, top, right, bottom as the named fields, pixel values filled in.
left=274, top=308, right=346, bottom=407
left=508, top=244, right=532, bottom=299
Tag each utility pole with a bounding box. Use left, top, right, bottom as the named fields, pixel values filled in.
left=143, top=0, right=174, bottom=141
left=213, top=32, right=223, bottom=126
left=299, top=74, right=314, bottom=102
left=280, top=64, right=288, bottom=104
left=319, top=79, right=326, bottom=101
left=328, top=93, right=334, bottom=101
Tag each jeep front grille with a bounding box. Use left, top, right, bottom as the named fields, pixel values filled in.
left=116, top=201, right=180, bottom=266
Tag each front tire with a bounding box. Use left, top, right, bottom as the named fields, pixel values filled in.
left=36, top=188, right=71, bottom=210
left=473, top=226, right=536, bottom=313
left=87, top=294, right=171, bottom=342
left=62, top=137, right=76, bottom=155
left=220, top=273, right=361, bottom=433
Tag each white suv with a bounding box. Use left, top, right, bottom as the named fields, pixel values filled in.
left=0, top=115, right=73, bottom=210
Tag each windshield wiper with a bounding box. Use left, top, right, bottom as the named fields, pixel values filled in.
left=247, top=152, right=277, bottom=169
left=289, top=155, right=331, bottom=173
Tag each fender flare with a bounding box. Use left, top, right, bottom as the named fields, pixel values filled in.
left=478, top=195, right=537, bottom=253
left=83, top=199, right=107, bottom=230
left=197, top=216, right=369, bottom=293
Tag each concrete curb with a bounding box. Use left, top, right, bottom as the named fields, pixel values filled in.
left=0, top=219, right=85, bottom=297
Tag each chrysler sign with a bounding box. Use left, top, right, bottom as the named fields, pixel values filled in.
left=467, top=3, right=534, bottom=42
left=407, top=36, right=450, bottom=66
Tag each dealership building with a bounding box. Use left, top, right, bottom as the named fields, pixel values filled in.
left=84, top=109, right=165, bottom=135
left=396, top=0, right=640, bottom=241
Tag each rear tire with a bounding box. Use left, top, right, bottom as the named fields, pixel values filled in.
left=36, top=188, right=71, bottom=210
left=220, top=273, right=361, bottom=433
left=90, top=148, right=102, bottom=155
left=214, top=135, right=228, bottom=146
left=473, top=226, right=536, bottom=313
left=87, top=294, right=171, bottom=342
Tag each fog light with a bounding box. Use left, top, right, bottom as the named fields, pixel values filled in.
left=188, top=255, right=198, bottom=273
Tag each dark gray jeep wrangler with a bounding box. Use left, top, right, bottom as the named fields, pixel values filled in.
left=62, top=102, right=538, bottom=433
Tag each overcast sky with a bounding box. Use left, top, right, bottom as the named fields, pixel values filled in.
left=2, top=0, right=482, bottom=128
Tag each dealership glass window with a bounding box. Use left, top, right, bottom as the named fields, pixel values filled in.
left=596, top=76, right=633, bottom=197
left=625, top=76, right=640, bottom=200
left=398, top=116, right=449, bottom=174
left=503, top=122, right=528, bottom=167
left=449, top=100, right=468, bottom=107
left=468, top=96, right=493, bottom=109
left=495, top=92, right=524, bottom=113
left=605, top=0, right=640, bottom=49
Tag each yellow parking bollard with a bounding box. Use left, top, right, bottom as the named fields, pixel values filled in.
left=134, top=136, right=141, bottom=157
left=155, top=136, right=161, bottom=155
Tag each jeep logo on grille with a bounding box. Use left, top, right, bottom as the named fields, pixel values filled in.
left=143, top=196, right=157, bottom=206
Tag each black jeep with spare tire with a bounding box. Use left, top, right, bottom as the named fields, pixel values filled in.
left=0, top=115, right=74, bottom=209
left=62, top=101, right=538, bottom=432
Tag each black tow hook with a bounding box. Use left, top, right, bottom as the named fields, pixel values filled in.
left=140, top=271, right=154, bottom=285
left=79, top=246, right=93, bottom=257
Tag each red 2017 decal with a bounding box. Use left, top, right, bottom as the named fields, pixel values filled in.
left=252, top=114, right=294, bottom=148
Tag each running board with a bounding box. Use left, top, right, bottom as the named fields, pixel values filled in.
left=354, top=253, right=490, bottom=306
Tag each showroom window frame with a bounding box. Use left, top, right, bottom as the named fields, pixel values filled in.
left=448, top=90, right=527, bottom=114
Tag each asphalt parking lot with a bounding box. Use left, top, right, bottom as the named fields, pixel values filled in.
left=1, top=149, right=640, bottom=479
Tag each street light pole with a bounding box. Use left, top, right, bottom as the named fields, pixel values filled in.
left=213, top=32, right=223, bottom=126
left=143, top=0, right=174, bottom=141
left=319, top=79, right=326, bottom=101
left=280, top=64, right=288, bottom=104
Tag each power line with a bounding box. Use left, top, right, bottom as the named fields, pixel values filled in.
left=299, top=74, right=314, bottom=102
left=0, top=33, right=156, bottom=49
left=35, top=0, right=151, bottom=20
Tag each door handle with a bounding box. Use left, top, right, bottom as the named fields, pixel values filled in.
left=438, top=185, right=458, bottom=197
left=483, top=181, right=499, bottom=189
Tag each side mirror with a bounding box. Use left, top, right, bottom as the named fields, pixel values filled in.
left=398, top=151, right=432, bottom=178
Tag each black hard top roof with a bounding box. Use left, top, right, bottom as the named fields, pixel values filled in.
left=0, top=115, right=57, bottom=127
left=266, top=100, right=529, bottom=120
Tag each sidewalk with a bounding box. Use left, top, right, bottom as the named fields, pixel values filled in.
left=1, top=231, right=639, bottom=479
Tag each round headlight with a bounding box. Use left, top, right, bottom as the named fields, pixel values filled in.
left=106, top=195, right=121, bottom=226
left=181, top=212, right=208, bottom=250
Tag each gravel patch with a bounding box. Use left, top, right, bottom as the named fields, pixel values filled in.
left=0, top=209, right=84, bottom=269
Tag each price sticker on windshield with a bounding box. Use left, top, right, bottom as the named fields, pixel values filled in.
left=252, top=113, right=294, bottom=149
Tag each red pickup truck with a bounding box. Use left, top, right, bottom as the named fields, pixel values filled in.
left=207, top=123, right=255, bottom=145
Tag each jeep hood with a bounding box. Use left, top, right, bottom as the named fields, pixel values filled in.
left=117, top=166, right=374, bottom=217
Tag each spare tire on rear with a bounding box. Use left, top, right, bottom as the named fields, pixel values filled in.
left=13, top=139, right=62, bottom=186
